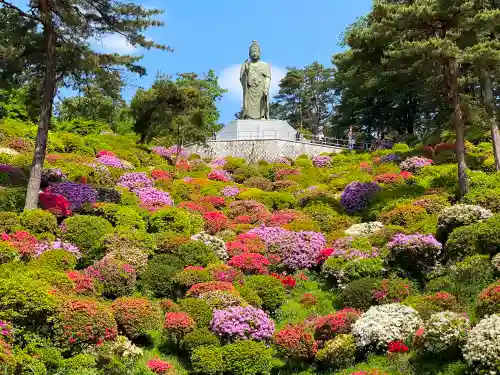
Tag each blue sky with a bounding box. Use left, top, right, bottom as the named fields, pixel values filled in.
left=95, top=0, right=373, bottom=124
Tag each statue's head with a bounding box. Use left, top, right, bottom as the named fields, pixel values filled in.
left=249, top=40, right=261, bottom=61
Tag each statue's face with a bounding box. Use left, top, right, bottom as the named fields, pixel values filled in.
left=249, top=48, right=260, bottom=61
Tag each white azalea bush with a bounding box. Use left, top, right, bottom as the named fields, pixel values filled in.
left=463, top=314, right=500, bottom=374
left=344, top=222, right=385, bottom=237
left=422, top=311, right=469, bottom=356
left=191, top=231, right=228, bottom=261
left=492, top=252, right=500, bottom=272
left=437, top=204, right=492, bottom=238
left=352, top=303, right=422, bottom=349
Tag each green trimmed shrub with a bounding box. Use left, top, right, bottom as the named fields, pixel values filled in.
left=0, top=242, right=18, bottom=264
left=0, top=211, right=19, bottom=233
left=222, top=340, right=273, bottom=375
left=316, top=334, right=356, bottom=369
left=191, top=345, right=225, bottom=375
left=150, top=207, right=203, bottom=235
left=61, top=215, right=113, bottom=266
left=0, top=187, right=26, bottom=212
left=178, top=298, right=213, bottom=327
left=380, top=204, right=429, bottom=228
left=339, top=278, right=380, bottom=310
left=232, top=165, right=261, bottom=183
left=245, top=275, right=286, bottom=313
left=463, top=188, right=500, bottom=213
left=182, top=328, right=220, bottom=353
left=33, top=249, right=77, bottom=272
left=138, top=254, right=184, bottom=298
left=112, top=297, right=162, bottom=340
left=174, top=241, right=219, bottom=267
left=19, top=209, right=58, bottom=234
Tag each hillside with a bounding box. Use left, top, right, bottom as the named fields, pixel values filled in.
left=1, top=119, right=500, bottom=375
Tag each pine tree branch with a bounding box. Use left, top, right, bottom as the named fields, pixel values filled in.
left=0, top=0, right=40, bottom=22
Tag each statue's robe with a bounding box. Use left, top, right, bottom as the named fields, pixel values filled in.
left=240, top=60, right=271, bottom=120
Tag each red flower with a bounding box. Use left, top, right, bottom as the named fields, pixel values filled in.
left=300, top=293, right=317, bottom=307
left=271, top=273, right=297, bottom=288
left=67, top=271, right=96, bottom=295
left=186, top=281, right=235, bottom=297
left=274, top=324, right=317, bottom=359
left=229, top=253, right=270, bottom=274
left=147, top=358, right=173, bottom=374
left=164, top=312, right=195, bottom=335
left=317, top=248, right=334, bottom=264
left=1, top=231, right=38, bottom=260
left=314, top=308, right=362, bottom=342
left=152, top=170, right=172, bottom=181
left=39, top=192, right=72, bottom=216
left=374, top=173, right=403, bottom=185
left=399, top=171, right=414, bottom=179
left=96, top=150, right=115, bottom=158
left=200, top=196, right=226, bottom=209
left=233, top=215, right=252, bottom=224
left=203, top=211, right=231, bottom=234
left=387, top=340, right=409, bottom=353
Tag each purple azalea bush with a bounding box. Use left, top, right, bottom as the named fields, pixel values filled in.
left=312, top=155, right=332, bottom=168
left=210, top=158, right=227, bottom=168
left=221, top=186, right=239, bottom=197
left=152, top=145, right=188, bottom=158
left=340, top=181, right=381, bottom=214
left=117, top=172, right=153, bottom=190
left=210, top=306, right=275, bottom=342
left=248, top=225, right=326, bottom=269
left=380, top=154, right=401, bottom=164
left=47, top=181, right=97, bottom=210
left=331, top=237, right=379, bottom=259
left=41, top=168, right=66, bottom=188
left=387, top=233, right=442, bottom=274
left=36, top=239, right=81, bottom=259
left=96, top=154, right=124, bottom=169
left=135, top=187, right=174, bottom=207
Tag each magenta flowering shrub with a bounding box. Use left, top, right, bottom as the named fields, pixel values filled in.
left=399, top=156, right=433, bottom=173
left=210, top=305, right=274, bottom=342
left=248, top=225, right=326, bottom=269
left=96, top=154, right=125, bottom=169
left=210, top=158, right=227, bottom=168
left=388, top=233, right=442, bottom=275
left=46, top=182, right=97, bottom=210
left=85, top=255, right=137, bottom=298
left=221, top=186, right=239, bottom=197
left=340, top=181, right=380, bottom=214
left=117, top=172, right=153, bottom=190
left=135, top=187, right=174, bottom=210
left=153, top=145, right=188, bottom=158
left=35, top=239, right=81, bottom=259
left=208, top=169, right=232, bottom=182
left=312, top=155, right=332, bottom=168
left=276, top=157, right=291, bottom=165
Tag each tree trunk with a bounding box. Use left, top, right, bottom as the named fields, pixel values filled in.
left=481, top=71, right=500, bottom=171
left=443, top=58, right=468, bottom=198
left=24, top=0, right=57, bottom=210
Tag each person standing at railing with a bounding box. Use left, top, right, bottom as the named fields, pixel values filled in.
left=348, top=125, right=355, bottom=149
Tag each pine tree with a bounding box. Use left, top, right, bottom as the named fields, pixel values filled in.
left=0, top=0, right=170, bottom=209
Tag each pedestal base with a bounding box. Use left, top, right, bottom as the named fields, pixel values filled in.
left=216, top=119, right=297, bottom=141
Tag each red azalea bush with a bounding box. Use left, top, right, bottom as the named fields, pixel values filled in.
left=112, top=297, right=161, bottom=339
left=228, top=200, right=270, bottom=224
left=423, top=291, right=461, bottom=312
left=374, top=173, right=404, bottom=185
left=200, top=196, right=226, bottom=209
left=266, top=210, right=301, bottom=226
left=399, top=171, right=414, bottom=179
left=96, top=150, right=115, bottom=158
left=271, top=273, right=296, bottom=288
left=152, top=170, right=173, bottom=181
left=164, top=312, right=196, bottom=336
left=228, top=253, right=270, bottom=274
left=66, top=271, right=98, bottom=295
left=208, top=264, right=245, bottom=284
left=359, top=162, right=372, bottom=173
left=314, top=308, right=362, bottom=343
left=476, top=280, right=500, bottom=317
left=186, top=281, right=235, bottom=297
left=1, top=231, right=38, bottom=260
left=203, top=212, right=231, bottom=234
left=387, top=340, right=409, bottom=353
left=178, top=201, right=209, bottom=214
left=39, top=192, right=72, bottom=216
left=53, top=297, right=117, bottom=348
left=434, top=143, right=456, bottom=154
left=372, top=279, right=411, bottom=304
left=274, top=324, right=317, bottom=359
left=226, top=233, right=267, bottom=257
left=275, top=168, right=300, bottom=180
left=147, top=358, right=174, bottom=374
left=317, top=248, right=335, bottom=264
left=208, top=169, right=231, bottom=182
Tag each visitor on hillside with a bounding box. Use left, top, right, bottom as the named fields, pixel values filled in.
left=296, top=131, right=301, bottom=141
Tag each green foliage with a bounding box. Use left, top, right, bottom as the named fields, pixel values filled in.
left=178, top=298, right=213, bottom=327
left=463, top=188, right=500, bottom=213
left=61, top=215, right=113, bottom=266
left=191, top=345, right=224, bottom=375
left=0, top=211, right=20, bottom=233
left=139, top=254, right=184, bottom=298
left=245, top=275, right=286, bottom=313
left=174, top=241, right=219, bottom=268
left=0, top=187, right=26, bottom=212
left=33, top=250, right=77, bottom=272
left=380, top=204, right=429, bottom=228
left=56, top=118, right=110, bottom=136
left=182, top=328, right=220, bottom=353
left=339, top=278, right=380, bottom=310
left=221, top=340, right=273, bottom=375
left=19, top=209, right=58, bottom=234
left=150, top=207, right=203, bottom=235
left=316, top=334, right=356, bottom=369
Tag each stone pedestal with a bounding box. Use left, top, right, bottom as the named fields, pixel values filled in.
left=216, top=119, right=297, bottom=141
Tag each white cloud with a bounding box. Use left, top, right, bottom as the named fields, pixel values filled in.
left=219, top=63, right=286, bottom=101
left=97, top=34, right=136, bottom=53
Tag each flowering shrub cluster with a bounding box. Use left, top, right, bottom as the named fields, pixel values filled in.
left=345, top=222, right=384, bottom=237
left=210, top=306, right=274, bottom=342
left=341, top=182, right=381, bottom=213
left=274, top=324, right=317, bottom=359
left=208, top=169, right=232, bottom=182
left=312, top=155, right=332, bottom=168
left=421, top=311, right=469, bottom=355
left=399, top=156, right=433, bottom=173
left=46, top=181, right=97, bottom=210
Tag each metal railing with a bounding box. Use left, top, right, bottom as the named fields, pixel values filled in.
left=210, top=131, right=370, bottom=150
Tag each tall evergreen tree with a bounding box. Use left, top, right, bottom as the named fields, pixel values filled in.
left=0, top=0, right=170, bottom=209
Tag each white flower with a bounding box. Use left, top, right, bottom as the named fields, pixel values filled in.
left=345, top=222, right=384, bottom=237
left=0, top=147, right=19, bottom=156
left=422, top=311, right=469, bottom=355
left=463, top=314, right=500, bottom=374
left=437, top=204, right=493, bottom=230
left=352, top=303, right=422, bottom=349
left=191, top=231, right=228, bottom=261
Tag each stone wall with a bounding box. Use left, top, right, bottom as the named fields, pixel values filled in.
left=186, top=139, right=342, bottom=162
